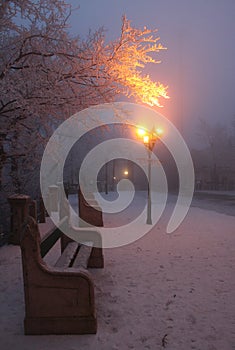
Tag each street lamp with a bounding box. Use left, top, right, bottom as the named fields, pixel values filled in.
left=137, top=126, right=163, bottom=224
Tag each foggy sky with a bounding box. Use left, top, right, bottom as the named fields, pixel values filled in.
left=67, top=0, right=235, bottom=147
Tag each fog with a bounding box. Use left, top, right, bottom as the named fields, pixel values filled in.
left=67, top=0, right=235, bottom=147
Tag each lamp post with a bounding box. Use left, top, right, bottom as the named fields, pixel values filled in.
left=105, top=160, right=108, bottom=194
left=137, top=127, right=163, bottom=224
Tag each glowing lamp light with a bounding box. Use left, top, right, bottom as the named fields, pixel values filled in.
left=123, top=170, right=129, bottom=176
left=143, top=135, right=150, bottom=144
left=136, top=126, right=164, bottom=150
left=137, top=128, right=146, bottom=137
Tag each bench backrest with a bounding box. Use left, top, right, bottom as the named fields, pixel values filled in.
left=20, top=216, right=48, bottom=289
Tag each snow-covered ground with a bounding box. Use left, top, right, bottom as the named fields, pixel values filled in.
left=0, top=191, right=235, bottom=349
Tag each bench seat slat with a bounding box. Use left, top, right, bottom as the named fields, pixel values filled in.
left=73, top=243, right=93, bottom=269
left=40, top=227, right=61, bottom=258
left=54, top=242, right=79, bottom=268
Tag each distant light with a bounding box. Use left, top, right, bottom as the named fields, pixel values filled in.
left=156, top=128, right=163, bottom=136
left=113, top=176, right=116, bottom=180
left=123, top=170, right=129, bottom=176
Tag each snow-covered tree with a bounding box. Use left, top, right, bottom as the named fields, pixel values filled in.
left=0, top=0, right=169, bottom=236
left=1, top=1, right=168, bottom=149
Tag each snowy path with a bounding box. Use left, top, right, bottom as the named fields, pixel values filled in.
left=0, top=194, right=235, bottom=350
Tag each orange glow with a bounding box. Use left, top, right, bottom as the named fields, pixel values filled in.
left=105, top=17, right=170, bottom=108
left=124, top=170, right=129, bottom=176
left=125, top=75, right=169, bottom=107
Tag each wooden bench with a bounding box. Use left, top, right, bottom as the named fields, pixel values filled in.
left=20, top=215, right=104, bottom=335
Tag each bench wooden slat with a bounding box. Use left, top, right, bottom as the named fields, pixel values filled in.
left=40, top=227, right=62, bottom=258
left=54, top=242, right=79, bottom=268
left=40, top=216, right=68, bottom=258
left=73, top=243, right=93, bottom=269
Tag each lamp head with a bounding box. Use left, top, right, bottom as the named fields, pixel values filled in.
left=137, top=128, right=146, bottom=137
left=143, top=135, right=150, bottom=144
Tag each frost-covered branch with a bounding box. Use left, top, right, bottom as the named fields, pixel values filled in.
left=0, top=1, right=169, bottom=200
